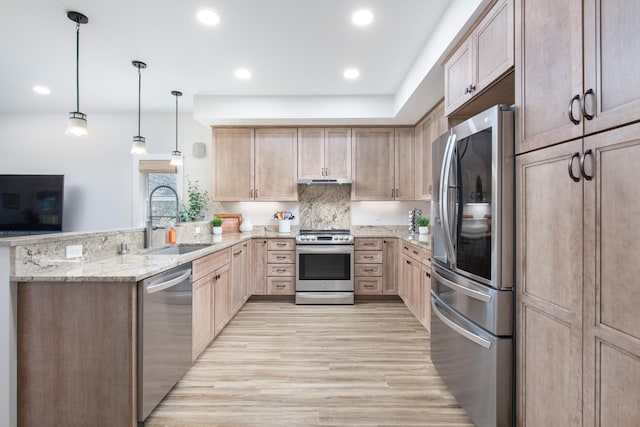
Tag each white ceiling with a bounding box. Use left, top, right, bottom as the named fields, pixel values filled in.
left=0, top=0, right=487, bottom=125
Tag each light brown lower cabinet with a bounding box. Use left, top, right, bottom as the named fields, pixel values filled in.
left=266, top=238, right=296, bottom=295
left=252, top=239, right=268, bottom=295
left=516, top=122, right=640, bottom=426
left=230, top=243, right=244, bottom=316
left=213, top=263, right=232, bottom=336
left=354, top=238, right=397, bottom=295
left=399, top=241, right=432, bottom=331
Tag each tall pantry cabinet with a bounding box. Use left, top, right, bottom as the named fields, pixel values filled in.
left=515, top=0, right=640, bottom=425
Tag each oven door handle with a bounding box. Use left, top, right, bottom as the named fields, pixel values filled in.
left=431, top=298, right=492, bottom=349
left=296, top=245, right=354, bottom=254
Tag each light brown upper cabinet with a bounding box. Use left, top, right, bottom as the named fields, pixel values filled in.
left=212, top=128, right=254, bottom=201
left=254, top=128, right=298, bottom=201
left=212, top=128, right=297, bottom=201
left=415, top=101, right=447, bottom=201
left=298, top=128, right=351, bottom=179
left=351, top=128, right=414, bottom=201
left=445, top=0, right=514, bottom=116
left=516, top=0, right=640, bottom=154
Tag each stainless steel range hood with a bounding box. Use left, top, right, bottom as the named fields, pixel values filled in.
left=296, top=178, right=353, bottom=185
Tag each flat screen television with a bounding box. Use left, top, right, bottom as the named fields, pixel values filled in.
left=0, top=174, right=64, bottom=233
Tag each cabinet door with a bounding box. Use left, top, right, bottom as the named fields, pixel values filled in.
left=421, top=263, right=431, bottom=332
left=213, top=263, right=231, bottom=336
left=473, top=0, right=514, bottom=94
left=192, top=274, right=214, bottom=361
left=297, top=128, right=324, bottom=179
left=583, top=0, right=640, bottom=135
left=255, top=128, right=298, bottom=201
left=515, top=0, right=583, bottom=153
left=382, top=238, right=398, bottom=295
left=394, top=128, right=414, bottom=200
left=324, top=128, right=352, bottom=179
left=516, top=140, right=584, bottom=426
left=252, top=239, right=268, bottom=295
left=583, top=123, right=640, bottom=426
left=352, top=128, right=395, bottom=200
left=402, top=255, right=423, bottom=320
left=242, top=241, right=251, bottom=302
left=230, top=243, right=244, bottom=316
left=415, top=101, right=445, bottom=201
left=444, top=38, right=473, bottom=116
left=212, top=128, right=254, bottom=201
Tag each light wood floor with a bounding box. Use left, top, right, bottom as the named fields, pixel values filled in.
left=145, top=300, right=475, bottom=426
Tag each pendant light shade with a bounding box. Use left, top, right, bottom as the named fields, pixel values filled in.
left=170, top=90, right=183, bottom=166
left=65, top=11, right=89, bottom=137
left=131, top=60, right=148, bottom=155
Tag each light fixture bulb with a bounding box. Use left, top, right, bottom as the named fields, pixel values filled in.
left=344, top=68, right=360, bottom=79
left=131, top=136, right=147, bottom=155
left=170, top=150, right=183, bottom=166
left=197, top=10, right=220, bottom=26
left=65, top=112, right=89, bottom=136
left=352, top=10, right=374, bottom=26
left=235, top=68, right=251, bottom=79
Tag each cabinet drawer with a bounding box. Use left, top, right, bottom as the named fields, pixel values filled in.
left=192, top=248, right=231, bottom=281
left=355, top=264, right=383, bottom=277
left=267, top=239, right=295, bottom=251
left=355, top=238, right=383, bottom=251
left=402, top=243, right=431, bottom=263
left=355, top=251, right=383, bottom=264
left=267, top=277, right=295, bottom=295
left=267, top=251, right=295, bottom=264
left=267, top=264, right=295, bottom=277
left=355, top=277, right=383, bottom=294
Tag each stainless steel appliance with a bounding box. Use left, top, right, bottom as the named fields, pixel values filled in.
left=431, top=105, right=514, bottom=427
left=137, top=263, right=193, bottom=423
left=295, top=229, right=355, bottom=304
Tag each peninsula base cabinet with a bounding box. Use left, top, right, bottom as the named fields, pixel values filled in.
left=18, top=281, right=138, bottom=427
left=399, top=241, right=432, bottom=331
left=516, top=122, right=640, bottom=426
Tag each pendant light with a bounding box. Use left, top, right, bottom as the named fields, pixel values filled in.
left=65, top=11, right=89, bottom=137
left=131, top=60, right=148, bottom=154
left=170, top=90, right=184, bottom=166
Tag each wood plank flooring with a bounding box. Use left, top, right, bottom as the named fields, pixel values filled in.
left=145, top=301, right=475, bottom=426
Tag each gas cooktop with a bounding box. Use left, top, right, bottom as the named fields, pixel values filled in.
left=296, top=229, right=354, bottom=244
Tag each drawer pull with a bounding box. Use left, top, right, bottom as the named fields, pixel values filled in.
left=406, top=260, right=411, bottom=265
left=364, top=256, right=374, bottom=260
left=364, top=269, right=374, bottom=272
left=363, top=243, right=374, bottom=246
left=276, top=256, right=286, bottom=260
left=276, top=243, right=286, bottom=247
left=276, top=268, right=287, bottom=272
left=276, top=284, right=286, bottom=289
left=413, top=250, right=419, bottom=255
left=364, top=284, right=375, bottom=289
left=233, top=250, right=242, bottom=256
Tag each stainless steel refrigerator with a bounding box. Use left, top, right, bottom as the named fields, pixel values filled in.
left=431, top=104, right=515, bottom=427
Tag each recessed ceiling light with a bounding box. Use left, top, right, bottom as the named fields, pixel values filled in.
left=344, top=68, right=360, bottom=79
left=352, top=10, right=374, bottom=26
left=235, top=68, right=251, bottom=79
left=33, top=85, right=51, bottom=95
left=197, top=10, right=220, bottom=26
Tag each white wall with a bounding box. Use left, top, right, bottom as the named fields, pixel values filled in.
left=0, top=112, right=211, bottom=232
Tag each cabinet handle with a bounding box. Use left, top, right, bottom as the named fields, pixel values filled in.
left=568, top=94, right=582, bottom=125
left=249, top=189, right=253, bottom=198
left=276, top=268, right=286, bottom=272
left=233, top=250, right=242, bottom=256
left=364, top=284, right=375, bottom=289
left=403, top=246, right=409, bottom=250
left=277, top=243, right=286, bottom=247
left=276, top=284, right=286, bottom=289
left=364, top=243, right=374, bottom=246
left=580, top=149, right=594, bottom=181
left=391, top=188, right=395, bottom=197
left=276, top=256, right=286, bottom=260
left=412, top=250, right=419, bottom=255
left=326, top=167, right=330, bottom=176
left=426, top=272, right=431, bottom=278
left=255, top=189, right=258, bottom=198
left=364, top=268, right=375, bottom=272
left=582, top=88, right=595, bottom=121
left=428, top=184, right=433, bottom=194
left=364, top=256, right=374, bottom=260
left=406, top=260, right=412, bottom=265
left=568, top=152, right=581, bottom=182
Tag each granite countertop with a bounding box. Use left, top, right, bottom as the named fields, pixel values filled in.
left=11, top=228, right=431, bottom=283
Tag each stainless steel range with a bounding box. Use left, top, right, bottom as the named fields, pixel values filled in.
left=295, top=229, right=355, bottom=305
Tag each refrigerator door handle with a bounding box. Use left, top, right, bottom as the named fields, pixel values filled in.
left=432, top=298, right=492, bottom=349
left=432, top=269, right=492, bottom=303
left=440, top=132, right=457, bottom=264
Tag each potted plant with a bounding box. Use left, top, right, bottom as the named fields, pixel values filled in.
left=417, top=217, right=430, bottom=234
left=211, top=217, right=223, bottom=235
left=179, top=179, right=209, bottom=222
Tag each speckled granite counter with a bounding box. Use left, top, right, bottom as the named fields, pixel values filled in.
left=7, top=225, right=430, bottom=283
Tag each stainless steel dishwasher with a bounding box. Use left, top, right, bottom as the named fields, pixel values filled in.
left=137, top=263, right=192, bottom=424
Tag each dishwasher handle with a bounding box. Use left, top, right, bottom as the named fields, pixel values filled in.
left=145, top=269, right=192, bottom=294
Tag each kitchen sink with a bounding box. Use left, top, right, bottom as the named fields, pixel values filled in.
left=145, top=243, right=213, bottom=255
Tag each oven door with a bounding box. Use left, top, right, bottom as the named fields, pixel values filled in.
left=296, top=245, right=354, bottom=291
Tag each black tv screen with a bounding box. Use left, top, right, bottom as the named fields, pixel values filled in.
left=0, top=175, right=64, bottom=233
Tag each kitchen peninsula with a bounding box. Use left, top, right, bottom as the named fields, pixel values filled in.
left=3, top=224, right=431, bottom=426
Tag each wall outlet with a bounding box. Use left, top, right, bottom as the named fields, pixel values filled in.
left=66, top=245, right=83, bottom=259
left=194, top=227, right=201, bottom=234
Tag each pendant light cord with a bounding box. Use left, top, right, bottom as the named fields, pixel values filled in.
left=137, top=67, right=141, bottom=136
left=175, top=95, right=179, bottom=150
left=75, top=22, right=80, bottom=112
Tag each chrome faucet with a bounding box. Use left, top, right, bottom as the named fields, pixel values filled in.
left=146, top=185, right=180, bottom=248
